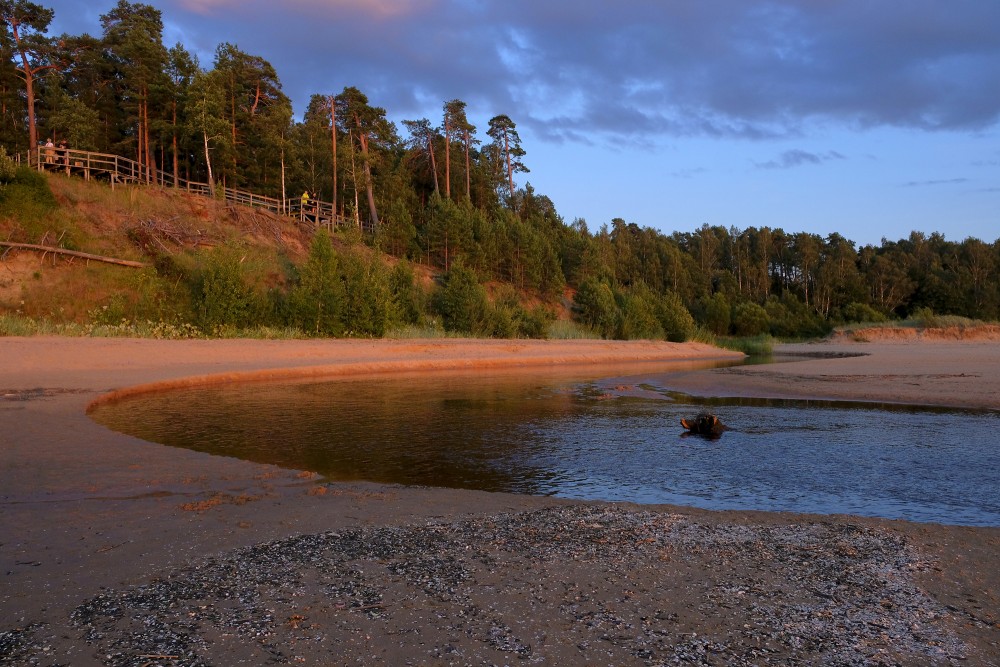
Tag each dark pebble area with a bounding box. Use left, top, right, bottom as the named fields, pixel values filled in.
left=2, top=505, right=968, bottom=666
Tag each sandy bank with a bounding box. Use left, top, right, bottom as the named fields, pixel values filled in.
left=1, top=336, right=998, bottom=665
left=663, top=338, right=1000, bottom=411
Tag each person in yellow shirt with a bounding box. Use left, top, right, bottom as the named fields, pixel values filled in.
left=300, top=190, right=311, bottom=221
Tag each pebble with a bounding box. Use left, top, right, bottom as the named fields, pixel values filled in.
left=2, top=505, right=970, bottom=665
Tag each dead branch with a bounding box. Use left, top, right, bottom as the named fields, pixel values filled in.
left=0, top=242, right=148, bottom=268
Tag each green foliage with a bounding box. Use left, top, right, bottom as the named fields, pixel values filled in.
left=433, top=261, right=487, bottom=334
left=388, top=261, right=425, bottom=327
left=763, top=293, right=830, bottom=339
left=572, top=278, right=618, bottom=338
left=45, top=88, right=102, bottom=151
left=701, top=292, right=731, bottom=336
left=196, top=244, right=262, bottom=329
left=545, top=319, right=602, bottom=340
left=4, top=0, right=997, bottom=341
left=731, top=301, right=770, bottom=336
left=614, top=285, right=663, bottom=340
left=0, top=168, right=59, bottom=231
left=286, top=230, right=345, bottom=335
left=721, top=334, right=776, bottom=356
left=657, top=290, right=696, bottom=342
left=340, top=249, right=395, bottom=337
left=483, top=285, right=555, bottom=338
left=839, top=301, right=887, bottom=324
left=906, top=306, right=939, bottom=328
left=0, top=146, right=17, bottom=183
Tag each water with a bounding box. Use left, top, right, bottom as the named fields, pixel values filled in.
left=90, top=364, right=1000, bottom=527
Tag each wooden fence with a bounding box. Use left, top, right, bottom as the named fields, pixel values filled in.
left=22, top=146, right=367, bottom=234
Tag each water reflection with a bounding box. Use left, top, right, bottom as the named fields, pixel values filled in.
left=90, top=361, right=1000, bottom=527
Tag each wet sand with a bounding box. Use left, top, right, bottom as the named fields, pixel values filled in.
left=1, top=336, right=998, bottom=665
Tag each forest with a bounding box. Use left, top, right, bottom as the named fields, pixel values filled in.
left=2, top=0, right=998, bottom=341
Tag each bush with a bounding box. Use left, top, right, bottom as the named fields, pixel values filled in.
left=906, top=306, right=938, bottom=328
left=0, top=146, right=17, bottom=183
left=389, top=261, right=425, bottom=327
left=615, top=286, right=663, bottom=340
left=546, top=319, right=602, bottom=339
left=518, top=305, right=555, bottom=339
left=840, top=301, right=887, bottom=324
left=286, top=230, right=345, bottom=335
left=433, top=261, right=487, bottom=334
left=658, top=290, right=696, bottom=342
left=701, top=292, right=731, bottom=335
left=197, top=245, right=262, bottom=329
left=485, top=286, right=555, bottom=339
left=764, top=293, right=830, bottom=339
left=341, top=250, right=395, bottom=337
left=0, top=167, right=60, bottom=232
left=572, top=278, right=617, bottom=338
left=731, top=301, right=769, bottom=336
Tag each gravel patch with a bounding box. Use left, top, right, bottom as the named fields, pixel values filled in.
left=8, top=505, right=970, bottom=666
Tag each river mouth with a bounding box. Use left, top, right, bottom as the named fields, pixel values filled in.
left=90, top=359, right=1000, bottom=527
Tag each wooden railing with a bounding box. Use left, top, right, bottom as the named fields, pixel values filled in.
left=24, top=146, right=368, bottom=234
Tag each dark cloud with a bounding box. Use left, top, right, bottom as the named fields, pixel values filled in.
left=45, top=0, right=1000, bottom=143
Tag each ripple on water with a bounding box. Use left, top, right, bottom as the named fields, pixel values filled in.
left=89, top=370, right=1000, bottom=526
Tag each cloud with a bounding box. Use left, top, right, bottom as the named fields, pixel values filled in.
left=178, top=0, right=433, bottom=18
left=670, top=167, right=709, bottom=180
left=46, top=0, right=1000, bottom=143
left=902, top=178, right=971, bottom=188
left=755, top=150, right=846, bottom=170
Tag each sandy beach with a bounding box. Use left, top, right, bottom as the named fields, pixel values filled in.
left=1, top=336, right=998, bottom=666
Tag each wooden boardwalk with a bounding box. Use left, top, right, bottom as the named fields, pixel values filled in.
left=24, top=146, right=368, bottom=234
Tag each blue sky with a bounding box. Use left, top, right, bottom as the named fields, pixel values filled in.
left=42, top=0, right=1000, bottom=246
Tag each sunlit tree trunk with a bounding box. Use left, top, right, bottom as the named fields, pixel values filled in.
left=330, top=96, right=338, bottom=215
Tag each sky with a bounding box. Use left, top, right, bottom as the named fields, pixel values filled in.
left=41, top=0, right=1000, bottom=246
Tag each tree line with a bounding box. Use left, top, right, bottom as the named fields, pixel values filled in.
left=2, top=0, right=997, bottom=339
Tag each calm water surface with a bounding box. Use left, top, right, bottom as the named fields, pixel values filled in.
left=91, top=361, right=1000, bottom=526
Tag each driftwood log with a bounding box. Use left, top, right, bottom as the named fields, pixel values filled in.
left=0, top=242, right=147, bottom=268
left=680, top=413, right=728, bottom=437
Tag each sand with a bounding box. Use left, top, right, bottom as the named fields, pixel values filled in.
left=1, top=335, right=998, bottom=665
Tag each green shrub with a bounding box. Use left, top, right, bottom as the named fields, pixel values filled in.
left=483, top=301, right=519, bottom=338
left=341, top=250, right=395, bottom=337
left=764, top=293, right=830, bottom=339
left=906, top=306, right=939, bottom=328
left=657, top=290, right=696, bottom=342
left=546, top=319, right=601, bottom=340
left=518, top=305, right=555, bottom=339
left=286, top=230, right=345, bottom=335
left=433, top=261, right=487, bottom=334
left=701, top=292, right=731, bottom=335
left=572, top=278, right=617, bottom=338
left=732, top=301, right=770, bottom=336
left=0, top=146, right=17, bottom=183
left=839, top=302, right=887, bottom=324
left=615, top=286, right=663, bottom=340
left=389, top=261, right=424, bottom=326
left=483, top=286, right=555, bottom=339
left=0, top=167, right=60, bottom=232
left=197, top=245, right=262, bottom=329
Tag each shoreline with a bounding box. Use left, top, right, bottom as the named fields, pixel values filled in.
left=2, top=336, right=999, bottom=665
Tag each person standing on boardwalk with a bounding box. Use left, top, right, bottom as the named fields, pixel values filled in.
left=44, top=138, right=54, bottom=166
left=300, top=190, right=311, bottom=221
